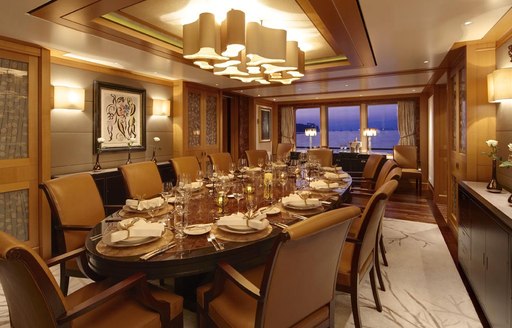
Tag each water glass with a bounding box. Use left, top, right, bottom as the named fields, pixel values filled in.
left=173, top=206, right=187, bottom=239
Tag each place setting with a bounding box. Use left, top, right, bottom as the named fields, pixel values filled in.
left=280, top=190, right=325, bottom=216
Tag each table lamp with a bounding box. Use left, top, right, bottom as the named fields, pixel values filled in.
left=363, top=128, right=377, bottom=153
left=305, top=127, right=317, bottom=149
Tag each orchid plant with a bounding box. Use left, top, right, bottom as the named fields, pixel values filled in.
left=499, top=143, right=512, bottom=168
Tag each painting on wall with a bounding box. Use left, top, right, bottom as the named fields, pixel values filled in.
left=93, top=81, right=146, bottom=152
left=259, top=106, right=271, bottom=142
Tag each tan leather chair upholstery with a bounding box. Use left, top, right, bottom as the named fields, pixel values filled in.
left=119, top=161, right=163, bottom=199
left=307, top=148, right=333, bottom=167
left=170, top=156, right=201, bottom=181
left=40, top=173, right=106, bottom=295
left=393, top=145, right=422, bottom=195
left=208, top=152, right=233, bottom=173
left=0, top=230, right=183, bottom=328
left=245, top=150, right=268, bottom=167
left=197, top=206, right=361, bottom=328
left=337, top=180, right=398, bottom=328
left=352, top=154, right=386, bottom=188
left=275, top=143, right=294, bottom=161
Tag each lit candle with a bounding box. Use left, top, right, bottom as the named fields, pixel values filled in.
left=246, top=184, right=254, bottom=194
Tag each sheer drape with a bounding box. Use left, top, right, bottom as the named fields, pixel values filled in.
left=280, top=106, right=295, bottom=145
left=397, top=101, right=416, bottom=145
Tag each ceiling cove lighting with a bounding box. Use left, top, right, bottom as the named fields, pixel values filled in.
left=182, top=9, right=305, bottom=85
left=487, top=68, right=512, bottom=103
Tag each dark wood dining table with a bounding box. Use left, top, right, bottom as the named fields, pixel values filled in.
left=85, top=172, right=352, bottom=281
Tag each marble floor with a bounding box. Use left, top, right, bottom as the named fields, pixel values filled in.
left=0, top=218, right=481, bottom=327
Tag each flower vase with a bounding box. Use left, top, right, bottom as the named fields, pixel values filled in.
left=93, top=152, right=101, bottom=171
left=486, top=159, right=502, bottom=193
left=151, top=149, right=157, bottom=163
left=126, top=148, right=132, bottom=164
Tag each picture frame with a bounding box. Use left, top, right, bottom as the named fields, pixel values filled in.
left=93, top=81, right=146, bottom=153
left=259, top=106, right=271, bottom=142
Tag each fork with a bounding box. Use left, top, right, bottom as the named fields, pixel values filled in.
left=209, top=233, right=224, bottom=250
left=207, top=234, right=220, bottom=251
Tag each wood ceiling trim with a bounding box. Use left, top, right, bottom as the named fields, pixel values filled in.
left=276, top=92, right=420, bottom=106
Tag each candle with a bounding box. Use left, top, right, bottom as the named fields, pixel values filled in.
left=246, top=184, right=254, bottom=194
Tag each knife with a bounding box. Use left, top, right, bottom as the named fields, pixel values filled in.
left=140, top=242, right=176, bottom=261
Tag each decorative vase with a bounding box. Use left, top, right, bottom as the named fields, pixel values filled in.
left=126, top=147, right=132, bottom=164
left=93, top=152, right=102, bottom=171
left=486, top=159, right=502, bottom=193
left=151, top=148, right=157, bottom=163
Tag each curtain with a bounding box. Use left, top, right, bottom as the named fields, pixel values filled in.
left=280, top=106, right=295, bottom=145
left=397, top=100, right=416, bottom=145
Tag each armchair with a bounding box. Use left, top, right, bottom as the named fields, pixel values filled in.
left=119, top=161, right=163, bottom=199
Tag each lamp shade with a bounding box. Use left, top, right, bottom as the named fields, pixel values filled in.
left=183, top=13, right=227, bottom=61
left=53, top=86, right=85, bottom=110
left=305, top=127, right=317, bottom=137
left=220, top=9, right=246, bottom=57
left=363, top=128, right=377, bottom=137
left=246, top=22, right=286, bottom=66
left=488, top=68, right=512, bottom=102
left=152, top=99, right=171, bottom=116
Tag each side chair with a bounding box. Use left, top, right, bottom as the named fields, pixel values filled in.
left=196, top=206, right=361, bottom=327
left=0, top=230, right=183, bottom=327
left=170, top=156, right=201, bottom=181
left=40, top=173, right=108, bottom=295
left=337, top=179, right=399, bottom=328
left=307, top=148, right=333, bottom=167
left=119, top=161, right=163, bottom=199
left=208, top=152, right=233, bottom=173
left=350, top=154, right=386, bottom=188
left=393, top=145, right=422, bottom=195
left=245, top=149, right=268, bottom=167
left=275, top=143, right=294, bottom=161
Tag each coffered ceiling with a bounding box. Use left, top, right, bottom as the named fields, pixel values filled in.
left=4, top=0, right=512, bottom=102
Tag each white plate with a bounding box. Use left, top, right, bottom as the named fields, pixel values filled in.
left=102, top=233, right=160, bottom=248
left=123, top=204, right=165, bottom=214
left=218, top=225, right=259, bottom=234
left=259, top=206, right=280, bottom=215
left=183, top=224, right=212, bottom=235
left=283, top=201, right=323, bottom=210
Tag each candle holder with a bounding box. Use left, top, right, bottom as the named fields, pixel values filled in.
left=216, top=191, right=228, bottom=214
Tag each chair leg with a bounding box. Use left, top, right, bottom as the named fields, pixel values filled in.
left=370, top=267, right=382, bottom=312
left=380, top=235, right=388, bottom=267
left=375, top=253, right=386, bottom=292
left=350, top=283, right=362, bottom=328
left=60, top=272, right=70, bottom=295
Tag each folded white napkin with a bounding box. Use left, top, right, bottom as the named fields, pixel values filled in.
left=282, top=194, right=321, bottom=207
left=126, top=197, right=164, bottom=211
left=310, top=180, right=339, bottom=189
left=184, top=181, right=202, bottom=190
left=322, top=166, right=342, bottom=172
left=324, top=172, right=350, bottom=180
left=247, top=167, right=262, bottom=172
left=217, top=213, right=269, bottom=230
left=109, top=219, right=164, bottom=243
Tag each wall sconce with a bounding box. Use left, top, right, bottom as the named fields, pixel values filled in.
left=363, top=128, right=378, bottom=153
left=53, top=86, right=85, bottom=110
left=152, top=99, right=171, bottom=116
left=305, top=127, right=317, bottom=149
left=487, top=68, right=512, bottom=103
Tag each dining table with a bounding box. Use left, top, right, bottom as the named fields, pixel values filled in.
left=84, top=167, right=353, bottom=282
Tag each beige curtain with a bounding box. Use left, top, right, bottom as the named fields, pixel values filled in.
left=397, top=101, right=416, bottom=145
left=280, top=106, right=295, bottom=146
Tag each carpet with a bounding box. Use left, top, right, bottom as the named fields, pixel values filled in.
left=0, top=218, right=481, bottom=327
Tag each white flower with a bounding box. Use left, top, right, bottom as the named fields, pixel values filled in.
left=97, top=137, right=105, bottom=143
left=153, top=137, right=160, bottom=142
left=128, top=137, right=136, bottom=146
left=508, top=143, right=512, bottom=152
left=486, top=139, right=498, bottom=147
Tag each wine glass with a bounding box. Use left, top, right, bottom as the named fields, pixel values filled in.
left=245, top=195, right=258, bottom=218
left=278, top=170, right=288, bottom=201
left=173, top=199, right=187, bottom=240
left=196, top=169, right=203, bottom=184
left=229, top=162, right=236, bottom=176
left=232, top=183, right=244, bottom=214
left=298, top=190, right=311, bottom=206
left=257, top=157, right=265, bottom=169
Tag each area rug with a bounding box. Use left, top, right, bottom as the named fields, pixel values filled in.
left=0, top=218, right=482, bottom=327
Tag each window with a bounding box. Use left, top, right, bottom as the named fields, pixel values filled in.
left=327, top=106, right=360, bottom=149
left=367, top=104, right=399, bottom=151
left=295, top=107, right=320, bottom=149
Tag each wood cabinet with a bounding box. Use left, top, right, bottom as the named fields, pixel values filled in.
left=458, top=182, right=511, bottom=328
left=333, top=152, right=370, bottom=176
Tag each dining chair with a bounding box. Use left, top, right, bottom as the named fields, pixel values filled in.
left=119, top=161, right=163, bottom=199
left=351, top=154, right=386, bottom=188
left=196, top=206, right=361, bottom=328
left=0, top=230, right=183, bottom=328
left=245, top=149, right=268, bottom=167
left=40, top=173, right=107, bottom=295
left=207, top=152, right=233, bottom=174
left=393, top=145, right=422, bottom=195
left=337, top=179, right=398, bottom=328
left=351, top=159, right=398, bottom=194
left=275, top=143, right=294, bottom=161
left=170, top=156, right=201, bottom=181
left=307, top=148, right=333, bottom=167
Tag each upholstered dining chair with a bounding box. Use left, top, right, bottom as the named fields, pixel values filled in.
left=119, top=161, right=163, bottom=199
left=351, top=159, right=398, bottom=194
left=196, top=206, right=361, bottom=328
left=393, top=145, right=422, bottom=195
left=307, top=148, right=333, bottom=167
left=208, top=152, right=233, bottom=173
left=0, top=230, right=183, bottom=328
left=275, top=143, right=294, bottom=161
left=170, top=156, right=201, bottom=181
left=245, top=149, right=268, bottom=167
left=40, top=173, right=107, bottom=295
left=337, top=179, right=398, bottom=328
left=351, top=154, right=386, bottom=188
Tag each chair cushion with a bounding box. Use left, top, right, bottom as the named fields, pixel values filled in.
left=337, top=242, right=374, bottom=288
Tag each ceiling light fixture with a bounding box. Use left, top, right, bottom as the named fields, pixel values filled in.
left=182, top=9, right=305, bottom=85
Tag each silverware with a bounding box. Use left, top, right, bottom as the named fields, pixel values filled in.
left=271, top=222, right=288, bottom=229
left=140, top=242, right=177, bottom=261
left=207, top=234, right=219, bottom=251
left=89, top=233, right=103, bottom=241
left=209, top=233, right=224, bottom=250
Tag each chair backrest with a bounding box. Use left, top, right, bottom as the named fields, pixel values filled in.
left=384, top=167, right=402, bottom=184
left=362, top=154, right=386, bottom=180
left=245, top=150, right=268, bottom=167
left=276, top=143, right=294, bottom=160
left=357, top=180, right=398, bottom=272
left=374, top=159, right=398, bottom=190
left=41, top=173, right=105, bottom=253
left=393, top=145, right=418, bottom=169
left=257, top=206, right=360, bottom=327
left=208, top=152, right=232, bottom=173
left=0, top=231, right=67, bottom=327
left=119, top=161, right=163, bottom=199
left=307, top=148, right=333, bottom=167
left=170, top=156, right=201, bottom=181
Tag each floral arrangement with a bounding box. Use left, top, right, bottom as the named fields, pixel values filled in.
left=484, top=139, right=499, bottom=160
left=153, top=136, right=161, bottom=150
left=97, top=137, right=105, bottom=153
left=500, top=143, right=512, bottom=168
left=127, top=137, right=136, bottom=147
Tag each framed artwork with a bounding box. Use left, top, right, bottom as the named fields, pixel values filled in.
left=93, top=81, right=146, bottom=152
left=259, top=106, right=271, bottom=142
